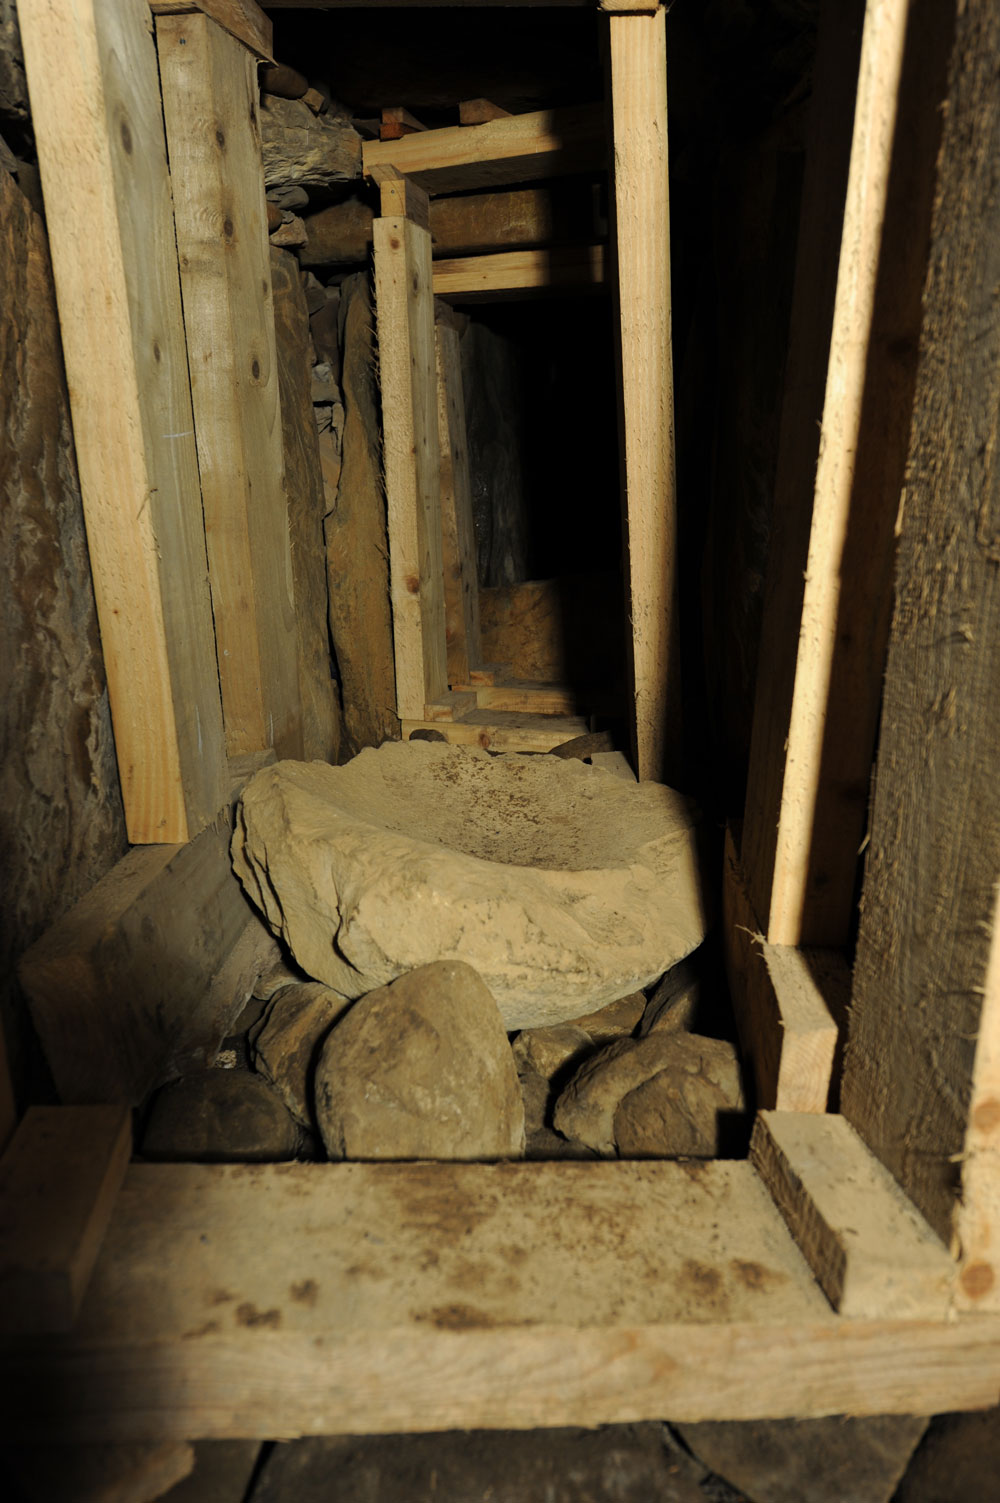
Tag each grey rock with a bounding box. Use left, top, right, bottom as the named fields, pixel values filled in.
left=613, top=1041, right=745, bottom=1159
left=315, top=961, right=525, bottom=1161
left=250, top=981, right=352, bottom=1127
left=260, top=95, right=360, bottom=192
left=511, top=1023, right=593, bottom=1082
left=570, top=990, right=646, bottom=1046
left=141, top=1068, right=301, bottom=1163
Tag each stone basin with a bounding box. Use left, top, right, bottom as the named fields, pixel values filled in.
left=232, top=741, right=708, bottom=1030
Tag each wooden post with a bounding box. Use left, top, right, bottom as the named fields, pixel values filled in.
left=372, top=179, right=449, bottom=720
left=605, top=2, right=680, bottom=784
left=435, top=307, right=482, bottom=687
left=842, top=0, right=1000, bottom=1257
left=157, top=11, right=303, bottom=762
left=18, top=0, right=227, bottom=842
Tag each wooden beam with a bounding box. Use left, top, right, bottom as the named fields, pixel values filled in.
left=18, top=811, right=278, bottom=1106
left=3, top=1159, right=1000, bottom=1440
left=19, top=0, right=228, bottom=842
left=955, top=883, right=1000, bottom=1311
left=300, top=184, right=599, bottom=269
left=147, top=0, right=274, bottom=62
left=373, top=213, right=449, bottom=719
left=157, top=13, right=302, bottom=762
left=363, top=104, right=605, bottom=197
left=459, top=98, right=512, bottom=125
left=842, top=0, right=1000, bottom=1248
left=372, top=165, right=431, bottom=230
left=722, top=829, right=844, bottom=1114
left=607, top=8, right=680, bottom=783
left=0, top=1107, right=131, bottom=1334
left=751, top=1112, right=955, bottom=1320
left=432, top=244, right=605, bottom=301
left=401, top=711, right=591, bottom=753
left=435, top=314, right=482, bottom=685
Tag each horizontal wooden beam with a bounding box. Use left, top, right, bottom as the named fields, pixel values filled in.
left=363, top=104, right=605, bottom=196
left=402, top=710, right=592, bottom=752
left=433, top=244, right=606, bottom=300
left=1, top=1158, right=998, bottom=1440
left=266, top=0, right=589, bottom=8
left=148, top=0, right=274, bottom=61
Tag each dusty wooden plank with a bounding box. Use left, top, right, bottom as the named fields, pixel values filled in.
left=363, top=104, right=605, bottom=196
left=18, top=813, right=277, bottom=1106
left=4, top=1160, right=1000, bottom=1438
left=148, top=0, right=274, bottom=61
left=373, top=214, right=448, bottom=720
left=607, top=9, right=679, bottom=783
left=435, top=315, right=482, bottom=685
left=158, top=13, right=302, bottom=762
left=722, top=829, right=841, bottom=1114
left=0, top=1106, right=130, bottom=1333
left=841, top=0, right=1000, bottom=1249
left=301, top=184, right=598, bottom=269
left=751, top=1112, right=955, bottom=1320
left=402, top=710, right=590, bottom=753
left=432, top=244, right=605, bottom=300
left=19, top=0, right=228, bottom=842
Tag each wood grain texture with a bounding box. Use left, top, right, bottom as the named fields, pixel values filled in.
left=722, top=829, right=842, bottom=1114
left=148, top=0, right=274, bottom=62
left=435, top=316, right=481, bottom=684
left=3, top=1159, right=1000, bottom=1439
left=373, top=214, right=448, bottom=719
left=432, top=244, right=605, bottom=301
left=270, top=248, right=342, bottom=763
left=19, top=0, right=227, bottom=842
left=18, top=812, right=274, bottom=1105
left=363, top=104, right=605, bottom=196
left=751, top=1112, right=954, bottom=1319
left=158, top=13, right=302, bottom=761
left=842, top=0, right=1000, bottom=1248
left=0, top=1106, right=131, bottom=1333
left=607, top=10, right=680, bottom=783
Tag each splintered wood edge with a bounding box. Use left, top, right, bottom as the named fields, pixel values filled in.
left=751, top=1111, right=956, bottom=1319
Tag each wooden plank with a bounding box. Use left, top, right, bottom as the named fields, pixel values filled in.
left=421, top=690, right=478, bottom=722
left=373, top=215, right=449, bottom=719
left=147, top=0, right=274, bottom=62
left=19, top=0, right=228, bottom=843
left=607, top=9, right=679, bottom=784
left=5, top=1160, right=1000, bottom=1439
left=465, top=682, right=617, bottom=717
left=742, top=0, right=948, bottom=948
left=459, top=98, right=512, bottom=125
left=841, top=0, right=1000, bottom=1249
left=363, top=104, right=605, bottom=196
left=18, top=813, right=278, bottom=1106
left=722, top=829, right=842, bottom=1114
left=157, top=13, right=302, bottom=762
left=402, top=710, right=590, bottom=753
left=954, top=884, right=1000, bottom=1311
left=751, top=1112, right=955, bottom=1320
left=435, top=315, right=482, bottom=684
left=432, top=244, right=605, bottom=301
left=301, top=184, right=598, bottom=269
left=0, top=1106, right=130, bottom=1334
left=372, top=166, right=430, bottom=231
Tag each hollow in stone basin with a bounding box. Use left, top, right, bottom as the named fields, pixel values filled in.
left=232, top=740, right=708, bottom=1030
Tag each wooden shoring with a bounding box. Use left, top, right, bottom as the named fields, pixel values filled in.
left=148, top=0, right=275, bottom=62
left=432, top=245, right=606, bottom=301
left=18, top=0, right=228, bottom=842
left=606, top=6, right=680, bottom=784
left=157, top=12, right=303, bottom=762
left=435, top=309, right=483, bottom=686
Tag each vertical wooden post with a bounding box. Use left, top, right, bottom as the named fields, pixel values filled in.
left=435, top=306, right=483, bottom=688
left=157, top=11, right=303, bottom=762
left=373, top=183, right=448, bottom=720
left=605, top=1, right=679, bottom=784
left=18, top=0, right=227, bottom=842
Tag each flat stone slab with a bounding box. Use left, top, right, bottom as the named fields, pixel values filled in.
left=232, top=742, right=708, bottom=1029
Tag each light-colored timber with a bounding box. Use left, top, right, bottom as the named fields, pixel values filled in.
left=432, top=244, right=605, bottom=300
left=751, top=1112, right=955, bottom=1320
left=0, top=1107, right=131, bottom=1334
left=722, top=829, right=842, bottom=1114
left=402, top=710, right=590, bottom=753
left=2, top=1157, right=999, bottom=1439
left=435, top=314, right=483, bottom=685
left=373, top=213, right=449, bottom=720
left=459, top=97, right=512, bottom=125
left=421, top=690, right=479, bottom=722
left=372, top=165, right=431, bottom=231
left=148, top=0, right=274, bottom=61
left=607, top=8, right=680, bottom=783
left=363, top=104, right=605, bottom=196
left=158, top=13, right=302, bottom=761
left=19, top=0, right=228, bottom=842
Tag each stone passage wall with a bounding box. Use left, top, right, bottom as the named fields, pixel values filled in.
left=0, top=166, right=127, bottom=1105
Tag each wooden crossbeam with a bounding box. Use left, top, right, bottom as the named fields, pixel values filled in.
left=402, top=711, right=591, bottom=753
left=148, top=0, right=274, bottom=61
left=432, top=244, right=605, bottom=300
